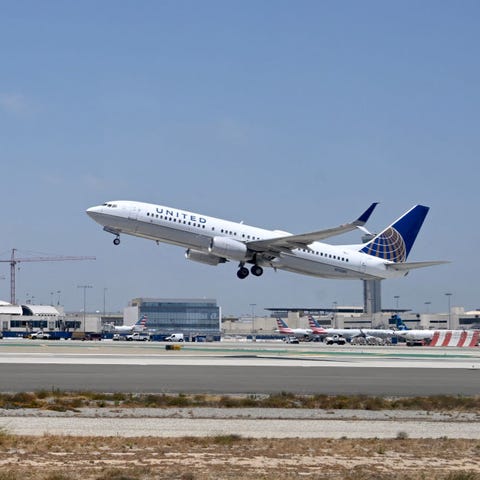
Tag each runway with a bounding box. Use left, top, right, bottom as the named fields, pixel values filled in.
left=0, top=339, right=479, bottom=395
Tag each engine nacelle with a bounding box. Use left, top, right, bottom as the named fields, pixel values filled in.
left=185, top=249, right=226, bottom=266
left=208, top=236, right=250, bottom=262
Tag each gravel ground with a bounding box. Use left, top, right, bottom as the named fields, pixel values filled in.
left=2, top=407, right=480, bottom=438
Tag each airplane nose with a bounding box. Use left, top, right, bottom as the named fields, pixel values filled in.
left=86, top=205, right=103, bottom=219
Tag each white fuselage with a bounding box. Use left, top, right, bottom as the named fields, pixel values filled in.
left=320, top=328, right=396, bottom=339
left=277, top=327, right=313, bottom=337
left=86, top=200, right=406, bottom=280
left=395, top=330, right=435, bottom=341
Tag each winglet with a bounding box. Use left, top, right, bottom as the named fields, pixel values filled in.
left=356, top=202, right=379, bottom=225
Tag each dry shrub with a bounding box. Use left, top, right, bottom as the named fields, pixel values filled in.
left=444, top=473, right=480, bottom=480
left=212, top=434, right=242, bottom=445
left=0, top=472, right=19, bottom=480
left=1, top=390, right=480, bottom=412
left=94, top=467, right=153, bottom=480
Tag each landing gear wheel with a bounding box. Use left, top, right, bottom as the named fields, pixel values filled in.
left=251, top=265, right=263, bottom=277
left=237, top=267, right=249, bottom=279
left=113, top=237, right=120, bottom=246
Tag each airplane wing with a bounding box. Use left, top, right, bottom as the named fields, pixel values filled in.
left=247, top=202, right=378, bottom=254
left=385, top=260, right=450, bottom=271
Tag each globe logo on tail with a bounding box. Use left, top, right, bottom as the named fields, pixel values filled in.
left=361, top=227, right=406, bottom=263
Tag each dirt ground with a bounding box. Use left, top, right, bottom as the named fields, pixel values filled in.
left=0, top=435, right=479, bottom=480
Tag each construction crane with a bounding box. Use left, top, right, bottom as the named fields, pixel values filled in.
left=0, top=248, right=96, bottom=305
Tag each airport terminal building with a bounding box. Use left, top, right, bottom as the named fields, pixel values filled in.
left=1, top=296, right=479, bottom=341
left=124, top=298, right=221, bottom=338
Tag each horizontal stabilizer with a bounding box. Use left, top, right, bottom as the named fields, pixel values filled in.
left=386, top=260, right=449, bottom=271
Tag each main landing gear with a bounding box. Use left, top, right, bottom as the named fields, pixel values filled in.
left=113, top=235, right=120, bottom=245
left=236, top=264, right=264, bottom=279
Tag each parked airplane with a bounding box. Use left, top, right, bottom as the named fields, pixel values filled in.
left=388, top=315, right=435, bottom=341
left=308, top=315, right=395, bottom=340
left=86, top=200, right=446, bottom=280
left=107, top=314, right=148, bottom=333
left=394, top=327, right=435, bottom=342
left=275, top=318, right=313, bottom=339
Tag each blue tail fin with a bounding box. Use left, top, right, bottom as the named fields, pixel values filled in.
left=392, top=314, right=408, bottom=330
left=360, top=205, right=429, bottom=262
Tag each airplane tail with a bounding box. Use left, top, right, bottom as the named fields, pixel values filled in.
left=308, top=316, right=320, bottom=328
left=133, top=314, right=148, bottom=330
left=392, top=314, right=408, bottom=330
left=359, top=205, right=429, bottom=262
left=308, top=315, right=323, bottom=329
left=308, top=315, right=328, bottom=334
left=276, top=317, right=289, bottom=329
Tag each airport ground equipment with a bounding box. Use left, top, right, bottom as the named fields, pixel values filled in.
left=325, top=334, right=347, bottom=345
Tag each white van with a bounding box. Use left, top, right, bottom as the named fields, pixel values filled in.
left=165, top=333, right=184, bottom=342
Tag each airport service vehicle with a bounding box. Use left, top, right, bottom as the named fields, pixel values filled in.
left=406, top=339, right=428, bottom=347
left=325, top=334, right=346, bottom=345
left=282, top=336, right=300, bottom=344
left=165, top=333, right=184, bottom=342
left=28, top=331, right=51, bottom=340
left=126, top=332, right=150, bottom=341
left=86, top=201, right=447, bottom=281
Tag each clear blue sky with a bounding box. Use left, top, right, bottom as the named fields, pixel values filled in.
left=1, top=1, right=478, bottom=316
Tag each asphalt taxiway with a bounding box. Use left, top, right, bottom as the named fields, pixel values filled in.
left=0, top=339, right=479, bottom=395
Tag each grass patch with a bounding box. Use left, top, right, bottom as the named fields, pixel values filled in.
left=212, top=433, right=243, bottom=445
left=0, top=391, right=479, bottom=412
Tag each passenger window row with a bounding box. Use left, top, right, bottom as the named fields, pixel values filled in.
left=146, top=212, right=206, bottom=229
left=144, top=212, right=347, bottom=261
left=298, top=249, right=349, bottom=262
left=219, top=229, right=261, bottom=240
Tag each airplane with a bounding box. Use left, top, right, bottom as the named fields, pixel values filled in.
left=86, top=200, right=447, bottom=280
left=308, top=315, right=395, bottom=340
left=395, top=329, right=435, bottom=342
left=388, top=315, right=435, bottom=341
left=275, top=317, right=313, bottom=339
left=107, top=314, right=148, bottom=333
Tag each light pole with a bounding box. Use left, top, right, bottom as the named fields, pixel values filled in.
left=445, top=293, right=452, bottom=329
left=394, top=296, right=400, bottom=311
left=249, top=303, right=257, bottom=335
left=103, top=287, right=108, bottom=318
left=424, top=301, right=431, bottom=314
left=78, top=285, right=92, bottom=333
left=332, top=301, right=338, bottom=328
left=57, top=290, right=61, bottom=306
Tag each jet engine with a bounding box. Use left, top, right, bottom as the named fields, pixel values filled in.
left=185, top=249, right=226, bottom=266
left=208, top=236, right=251, bottom=262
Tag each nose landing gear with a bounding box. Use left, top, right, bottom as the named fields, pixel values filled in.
left=113, top=236, right=120, bottom=246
